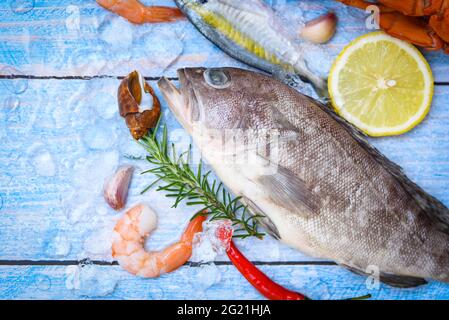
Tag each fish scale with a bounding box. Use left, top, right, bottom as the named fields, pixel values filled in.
left=158, top=67, right=449, bottom=287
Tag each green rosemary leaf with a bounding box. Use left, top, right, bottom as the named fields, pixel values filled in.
left=186, top=201, right=207, bottom=206
left=138, top=124, right=264, bottom=239
left=140, top=176, right=164, bottom=194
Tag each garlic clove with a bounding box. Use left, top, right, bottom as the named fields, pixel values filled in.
left=300, top=12, right=337, bottom=44
left=104, top=165, right=134, bottom=210
left=118, top=70, right=161, bottom=140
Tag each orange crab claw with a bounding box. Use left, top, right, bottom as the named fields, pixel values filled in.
left=381, top=12, right=444, bottom=50
left=337, top=0, right=445, bottom=51
left=337, top=0, right=394, bottom=12
left=378, top=0, right=428, bottom=16
left=429, top=8, right=449, bottom=43
left=378, top=0, right=449, bottom=16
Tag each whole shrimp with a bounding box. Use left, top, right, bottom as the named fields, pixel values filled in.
left=112, top=203, right=206, bottom=277
left=97, top=0, right=184, bottom=24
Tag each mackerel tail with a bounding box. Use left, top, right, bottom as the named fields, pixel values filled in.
left=174, top=0, right=329, bottom=99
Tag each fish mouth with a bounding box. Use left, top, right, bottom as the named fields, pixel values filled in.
left=157, top=68, right=199, bottom=132
left=177, top=68, right=193, bottom=104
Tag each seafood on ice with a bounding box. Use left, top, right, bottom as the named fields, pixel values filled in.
left=158, top=67, right=449, bottom=287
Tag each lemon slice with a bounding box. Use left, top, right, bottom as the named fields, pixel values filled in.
left=328, top=31, right=433, bottom=137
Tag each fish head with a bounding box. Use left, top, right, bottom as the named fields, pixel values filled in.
left=158, top=67, right=288, bottom=161
left=158, top=67, right=255, bottom=133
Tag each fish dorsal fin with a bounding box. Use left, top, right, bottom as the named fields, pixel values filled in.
left=310, top=97, right=449, bottom=235
left=241, top=196, right=281, bottom=240
left=256, top=161, right=320, bottom=219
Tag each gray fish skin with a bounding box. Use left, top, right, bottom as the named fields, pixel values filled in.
left=174, top=0, right=328, bottom=97
left=158, top=67, right=449, bottom=286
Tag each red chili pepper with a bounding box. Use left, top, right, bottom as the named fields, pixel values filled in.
left=215, top=222, right=370, bottom=301
left=215, top=224, right=307, bottom=300
left=226, top=239, right=308, bottom=300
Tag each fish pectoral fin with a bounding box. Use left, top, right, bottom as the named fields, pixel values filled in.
left=241, top=196, right=281, bottom=240
left=258, top=165, right=320, bottom=218
left=342, top=264, right=428, bottom=288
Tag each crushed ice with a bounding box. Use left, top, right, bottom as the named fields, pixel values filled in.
left=65, top=260, right=118, bottom=297
left=191, top=219, right=233, bottom=263
left=194, top=263, right=222, bottom=291
left=44, top=234, right=71, bottom=258
left=188, top=220, right=234, bottom=294
left=83, top=226, right=114, bottom=258
left=32, top=151, right=56, bottom=177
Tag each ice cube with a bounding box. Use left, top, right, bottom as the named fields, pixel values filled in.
left=191, top=232, right=217, bottom=263
left=65, top=261, right=118, bottom=297
left=44, top=234, right=71, bottom=258
left=93, top=91, right=118, bottom=120
left=191, top=219, right=233, bottom=263
left=196, top=263, right=222, bottom=291
left=81, top=119, right=118, bottom=151
left=32, top=151, right=56, bottom=177
left=83, top=227, right=114, bottom=259
left=100, top=17, right=133, bottom=51
left=63, top=192, right=95, bottom=224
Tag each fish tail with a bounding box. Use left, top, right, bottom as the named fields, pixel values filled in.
left=293, top=62, right=329, bottom=99
left=309, top=76, right=329, bottom=100
left=274, top=69, right=329, bottom=100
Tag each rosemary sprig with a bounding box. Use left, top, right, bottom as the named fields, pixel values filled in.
left=138, top=121, right=264, bottom=239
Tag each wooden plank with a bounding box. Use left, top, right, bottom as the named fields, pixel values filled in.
left=0, top=78, right=448, bottom=263
left=1, top=264, right=449, bottom=300
left=1, top=0, right=449, bottom=300
left=0, top=0, right=448, bottom=81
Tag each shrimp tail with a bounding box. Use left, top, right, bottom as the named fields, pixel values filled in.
left=96, top=0, right=184, bottom=24
left=143, top=6, right=185, bottom=23
left=181, top=214, right=207, bottom=244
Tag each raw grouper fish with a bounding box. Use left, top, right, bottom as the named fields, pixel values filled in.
left=158, top=67, right=449, bottom=287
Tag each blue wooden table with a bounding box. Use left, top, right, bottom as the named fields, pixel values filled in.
left=1, top=0, right=449, bottom=300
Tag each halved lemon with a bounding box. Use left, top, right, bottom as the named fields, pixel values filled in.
left=328, top=31, right=433, bottom=137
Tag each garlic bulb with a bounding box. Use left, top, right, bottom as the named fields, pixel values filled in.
left=104, top=166, right=134, bottom=210
left=300, top=12, right=337, bottom=44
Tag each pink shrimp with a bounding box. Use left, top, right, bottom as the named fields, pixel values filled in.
left=96, top=0, right=184, bottom=24
left=112, top=204, right=206, bottom=277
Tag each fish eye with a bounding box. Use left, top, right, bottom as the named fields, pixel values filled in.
left=204, top=68, right=231, bottom=89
